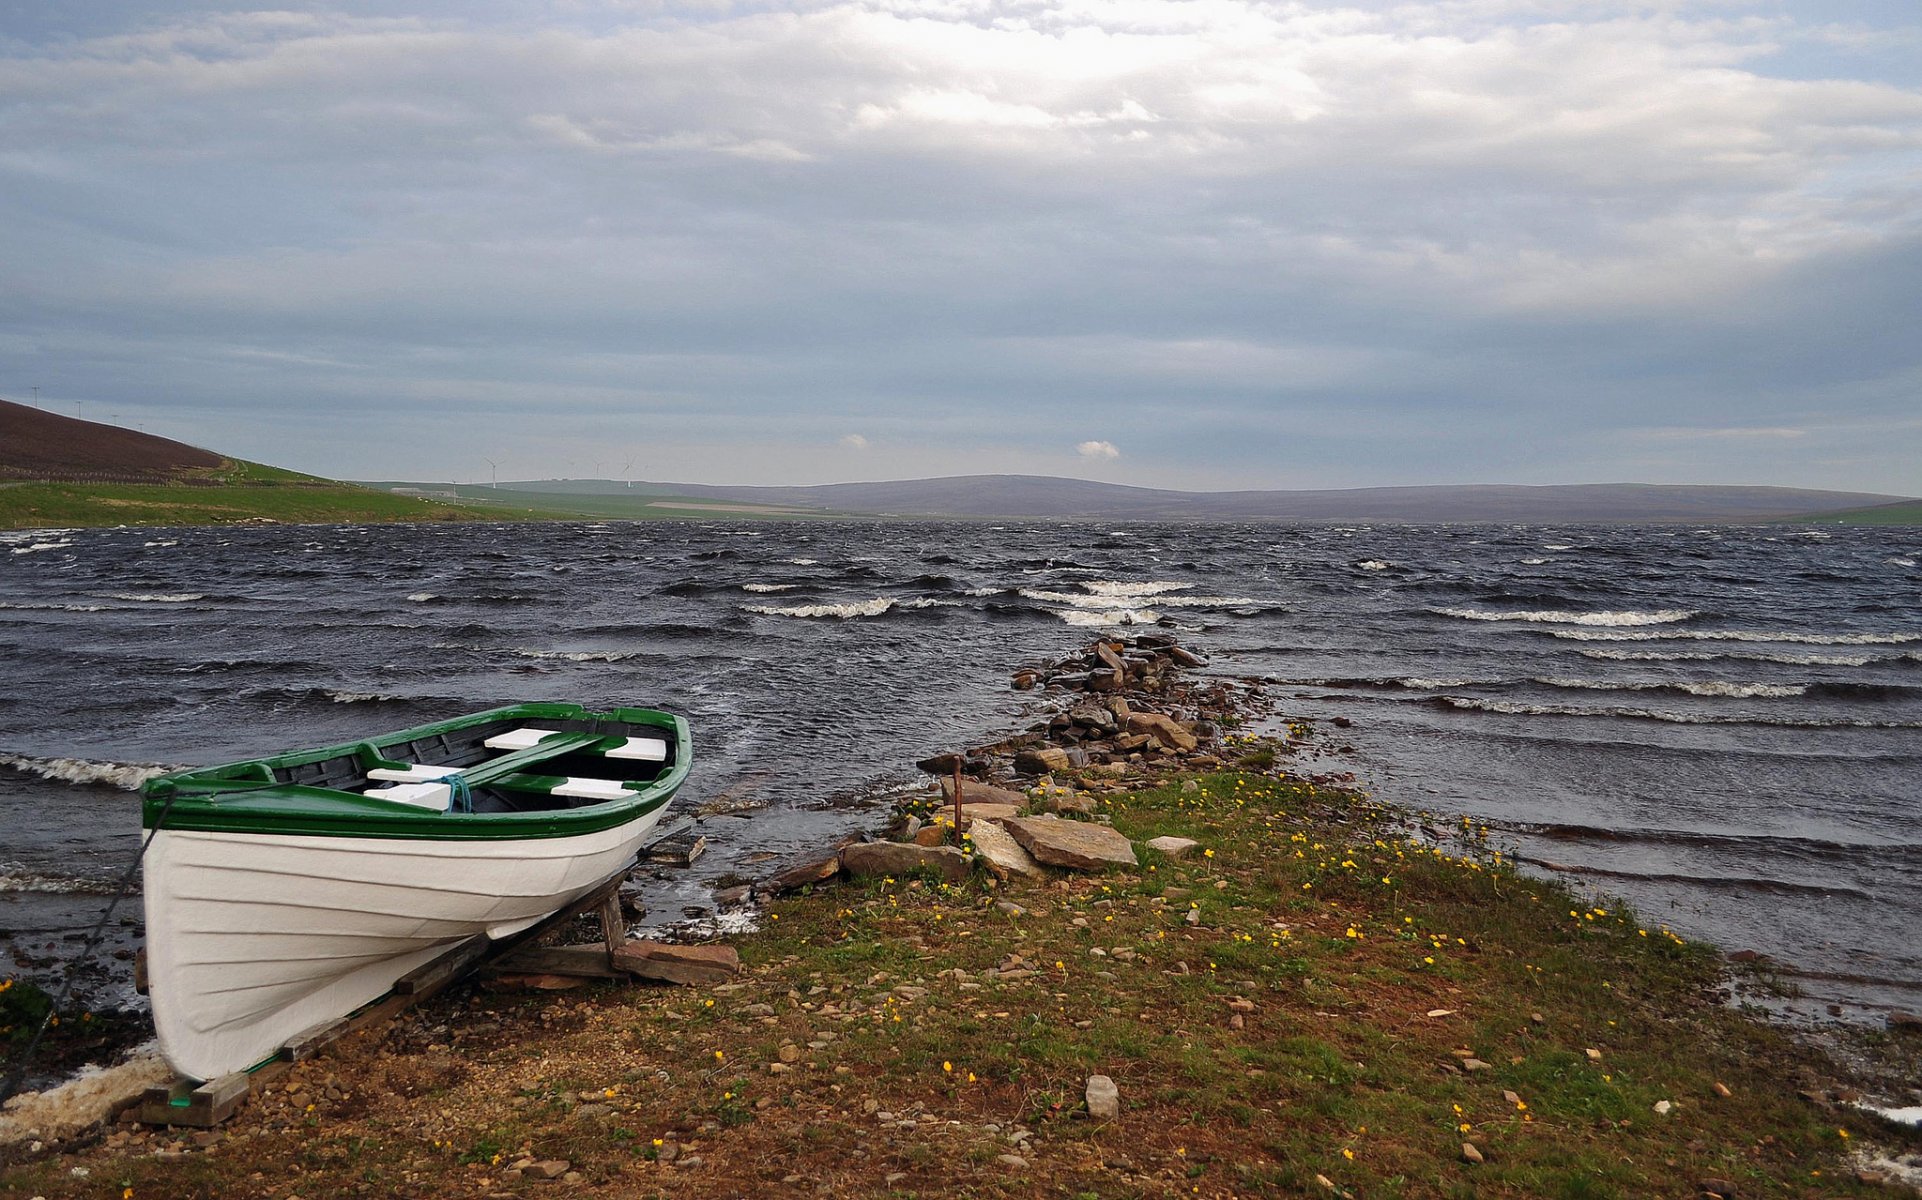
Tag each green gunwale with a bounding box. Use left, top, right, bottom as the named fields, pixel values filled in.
left=140, top=703, right=690, bottom=841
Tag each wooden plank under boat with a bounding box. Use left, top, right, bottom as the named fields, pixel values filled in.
left=139, top=703, right=690, bottom=1081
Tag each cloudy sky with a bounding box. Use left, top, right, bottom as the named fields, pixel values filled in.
left=4, top=1, right=1920, bottom=493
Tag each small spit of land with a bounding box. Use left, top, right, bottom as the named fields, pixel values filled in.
left=3, top=638, right=1919, bottom=1199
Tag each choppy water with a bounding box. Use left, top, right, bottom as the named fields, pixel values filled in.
left=1, top=519, right=1917, bottom=1022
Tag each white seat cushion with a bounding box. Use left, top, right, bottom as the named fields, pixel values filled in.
left=365, top=781, right=453, bottom=811
left=550, top=777, right=636, bottom=801
left=484, top=727, right=563, bottom=751
left=367, top=764, right=463, bottom=782
left=604, top=737, right=669, bottom=762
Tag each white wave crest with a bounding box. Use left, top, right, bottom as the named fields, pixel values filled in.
left=1889, top=557, right=1917, bottom=568
left=1057, top=607, right=1161, bottom=627
left=1680, top=681, right=1806, bottom=698
left=143, top=540, right=178, bottom=548
left=1520, top=558, right=1550, bottom=565
left=513, top=648, right=643, bottom=662
left=1578, top=648, right=1893, bottom=666
left=324, top=689, right=401, bottom=703
left=1023, top=587, right=1256, bottom=610
left=0, top=602, right=108, bottom=612
left=745, top=597, right=894, bottom=619
left=742, top=583, right=798, bottom=593
left=1433, top=607, right=1696, bottom=627
left=1549, top=629, right=1921, bottom=645
left=10, top=540, right=74, bottom=555
left=1354, top=561, right=1391, bottom=571
left=1543, top=544, right=1575, bottom=551
left=405, top=592, right=439, bottom=602
left=963, top=587, right=1001, bottom=596
left=0, top=869, right=113, bottom=895
left=1436, top=697, right=1913, bottom=728
left=99, top=592, right=204, bottom=603
left=788, top=558, right=819, bottom=565
left=1081, top=580, right=1195, bottom=597
left=0, top=753, right=171, bottom=790
left=900, top=597, right=967, bottom=609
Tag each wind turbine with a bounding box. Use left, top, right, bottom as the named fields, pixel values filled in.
left=483, top=458, right=498, bottom=490
left=620, top=458, right=636, bottom=489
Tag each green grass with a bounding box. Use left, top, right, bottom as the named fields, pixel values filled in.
left=6, top=760, right=1911, bottom=1198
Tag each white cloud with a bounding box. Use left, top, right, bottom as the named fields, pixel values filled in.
left=839, top=432, right=870, bottom=449
left=1077, top=439, right=1121, bottom=461
left=0, top=2, right=1919, bottom=490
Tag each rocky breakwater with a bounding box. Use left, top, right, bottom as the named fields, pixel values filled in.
left=759, top=634, right=1278, bottom=892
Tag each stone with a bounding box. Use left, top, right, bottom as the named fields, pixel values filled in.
left=1032, top=787, right=1094, bottom=816
left=1653, top=1100, right=1673, bottom=1115
left=525, top=1160, right=570, bottom=1180
left=1125, top=712, right=1197, bottom=752
left=917, top=753, right=965, bottom=774
left=1700, top=1179, right=1737, bottom=1199
left=1711, top=1082, right=1732, bottom=1098
left=1094, top=642, right=1127, bottom=673
left=613, top=940, right=741, bottom=986
left=958, top=802, right=1023, bottom=823
left=968, top=820, right=1046, bottom=881
left=1015, top=746, right=1071, bottom=775
left=841, top=841, right=973, bottom=883
left=940, top=779, right=1029, bottom=808
left=1461, top=1142, right=1484, bottom=1164
left=1585, top=1048, right=1602, bottom=1062
left=996, top=1155, right=1030, bottom=1169
left=1888, top=1011, right=1922, bottom=1031
left=1002, top=816, right=1138, bottom=870
left=1461, top=1058, right=1491, bottom=1072
left=1145, top=836, right=1200, bottom=859
left=1085, top=1074, right=1120, bottom=1120
left=778, top=1043, right=803, bottom=1063
left=912, top=825, right=950, bottom=847
left=762, top=852, right=841, bottom=894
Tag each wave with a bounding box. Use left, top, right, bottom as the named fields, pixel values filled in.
left=0, top=869, right=117, bottom=896
left=1513, top=858, right=1877, bottom=900
left=405, top=592, right=440, bottom=603
left=143, top=539, right=178, bottom=548
left=97, top=592, right=204, bottom=603
left=1057, top=608, right=1162, bottom=627
left=1431, top=696, right=1921, bottom=728
left=745, top=597, right=895, bottom=619
left=1490, top=820, right=1919, bottom=856
left=1287, top=674, right=1910, bottom=700
left=1082, top=580, right=1195, bottom=597
left=1576, top=648, right=1921, bottom=666
left=0, top=602, right=109, bottom=612
left=788, top=558, right=819, bottom=565
left=1432, top=606, right=1696, bottom=626
left=1530, top=676, right=1806, bottom=699
left=1019, top=588, right=1258, bottom=610
left=742, top=583, right=799, bottom=593
left=9, top=540, right=74, bottom=555
left=511, top=648, right=647, bottom=663
left=1890, top=557, right=1917, bottom=568
left=0, top=753, right=172, bottom=790
left=1548, top=629, right=1922, bottom=645
left=1353, top=561, right=1392, bottom=571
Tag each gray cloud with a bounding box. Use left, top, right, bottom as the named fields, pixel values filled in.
left=2, top=1, right=1919, bottom=491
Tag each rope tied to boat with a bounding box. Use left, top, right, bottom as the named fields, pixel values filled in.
left=0, top=789, right=180, bottom=1107
left=447, top=774, right=473, bottom=813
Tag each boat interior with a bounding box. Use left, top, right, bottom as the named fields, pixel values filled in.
left=267, top=715, right=678, bottom=814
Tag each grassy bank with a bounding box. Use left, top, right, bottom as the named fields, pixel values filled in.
left=5, top=760, right=1912, bottom=1198
left=0, top=470, right=535, bottom=530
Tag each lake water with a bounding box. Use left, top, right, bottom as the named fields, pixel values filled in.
left=2, top=519, right=1917, bottom=1025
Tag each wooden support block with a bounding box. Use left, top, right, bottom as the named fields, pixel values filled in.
left=490, top=944, right=629, bottom=979
left=279, top=1016, right=351, bottom=1062
left=645, top=834, right=706, bottom=866
left=600, top=892, right=626, bottom=957
left=137, top=1071, right=252, bottom=1128
left=133, top=947, right=148, bottom=996
left=393, top=935, right=489, bottom=995
left=612, top=939, right=740, bottom=986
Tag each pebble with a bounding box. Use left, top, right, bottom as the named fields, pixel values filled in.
left=1085, top=1074, right=1120, bottom=1120
left=997, top=1154, right=1030, bottom=1169
left=1461, top=1142, right=1484, bottom=1164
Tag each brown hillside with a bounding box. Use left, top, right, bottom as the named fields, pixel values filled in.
left=0, top=397, right=223, bottom=482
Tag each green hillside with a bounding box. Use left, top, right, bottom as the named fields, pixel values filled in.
left=1784, top=499, right=1922, bottom=525
left=0, top=467, right=539, bottom=530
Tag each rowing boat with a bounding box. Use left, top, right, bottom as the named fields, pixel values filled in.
left=139, top=703, right=689, bottom=1081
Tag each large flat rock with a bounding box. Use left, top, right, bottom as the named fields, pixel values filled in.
left=940, top=778, right=1029, bottom=807
left=841, top=840, right=973, bottom=883
left=1001, top=816, right=1138, bottom=870
left=966, top=819, right=1045, bottom=880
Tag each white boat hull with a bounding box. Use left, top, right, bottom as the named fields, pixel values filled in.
left=143, top=811, right=666, bottom=1081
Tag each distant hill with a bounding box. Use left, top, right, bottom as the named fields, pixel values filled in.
left=491, top=475, right=1918, bottom=523
left=0, top=397, right=224, bottom=482
left=0, top=400, right=521, bottom=529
